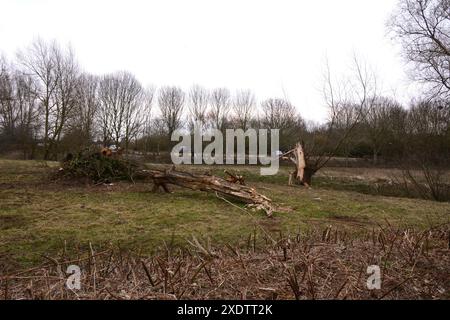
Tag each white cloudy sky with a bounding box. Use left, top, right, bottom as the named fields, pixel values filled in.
left=0, top=0, right=413, bottom=122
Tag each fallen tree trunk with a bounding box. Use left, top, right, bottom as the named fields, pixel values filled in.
left=141, top=167, right=276, bottom=217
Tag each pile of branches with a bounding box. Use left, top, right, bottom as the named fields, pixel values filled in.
left=58, top=150, right=139, bottom=183
left=1, top=225, right=449, bottom=300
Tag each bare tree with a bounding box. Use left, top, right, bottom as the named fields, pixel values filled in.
left=64, top=73, right=99, bottom=149
left=363, top=96, right=403, bottom=164
left=140, top=86, right=155, bottom=155
left=384, top=103, right=409, bottom=158
left=394, top=99, right=450, bottom=201
left=13, top=72, right=40, bottom=159
left=17, top=39, right=59, bottom=159
left=283, top=56, right=377, bottom=186
left=0, top=58, right=16, bottom=138
left=232, top=89, right=255, bottom=130
left=0, top=56, right=9, bottom=103
left=98, top=71, right=147, bottom=152
left=261, top=98, right=296, bottom=129
left=17, top=39, right=80, bottom=160
left=158, top=86, right=185, bottom=139
left=260, top=98, right=299, bottom=150
left=0, top=59, right=40, bottom=158
left=188, top=85, right=209, bottom=131
left=333, top=102, right=360, bottom=164
left=407, top=99, right=450, bottom=136
left=51, top=45, right=80, bottom=158
left=208, top=87, right=230, bottom=131
left=389, top=0, right=450, bottom=100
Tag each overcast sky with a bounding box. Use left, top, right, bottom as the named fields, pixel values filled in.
left=0, top=0, right=412, bottom=122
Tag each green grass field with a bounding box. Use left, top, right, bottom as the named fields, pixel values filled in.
left=0, top=159, right=449, bottom=268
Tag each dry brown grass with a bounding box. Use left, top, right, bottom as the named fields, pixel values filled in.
left=320, top=167, right=450, bottom=183
left=2, top=224, right=449, bottom=300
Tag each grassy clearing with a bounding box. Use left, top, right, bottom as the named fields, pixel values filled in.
left=0, top=160, right=449, bottom=268
left=178, top=164, right=450, bottom=199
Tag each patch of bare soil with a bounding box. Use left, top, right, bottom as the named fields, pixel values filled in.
left=1, top=225, right=449, bottom=300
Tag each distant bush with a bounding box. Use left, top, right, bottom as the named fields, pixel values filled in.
left=349, top=142, right=372, bottom=158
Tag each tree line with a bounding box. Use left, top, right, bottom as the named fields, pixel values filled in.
left=0, top=0, right=449, bottom=165
left=0, top=39, right=305, bottom=160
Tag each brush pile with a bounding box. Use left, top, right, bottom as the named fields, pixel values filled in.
left=58, top=150, right=139, bottom=183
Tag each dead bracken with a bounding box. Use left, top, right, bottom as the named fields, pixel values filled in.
left=1, top=225, right=449, bottom=300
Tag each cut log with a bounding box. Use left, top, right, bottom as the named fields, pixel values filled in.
left=141, top=167, right=276, bottom=217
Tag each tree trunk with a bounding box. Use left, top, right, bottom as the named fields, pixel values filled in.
left=283, top=142, right=316, bottom=187
left=142, top=167, right=277, bottom=217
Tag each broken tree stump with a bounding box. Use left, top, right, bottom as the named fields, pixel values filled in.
left=224, top=170, right=246, bottom=185
left=282, top=142, right=315, bottom=187
left=142, top=167, right=276, bottom=217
